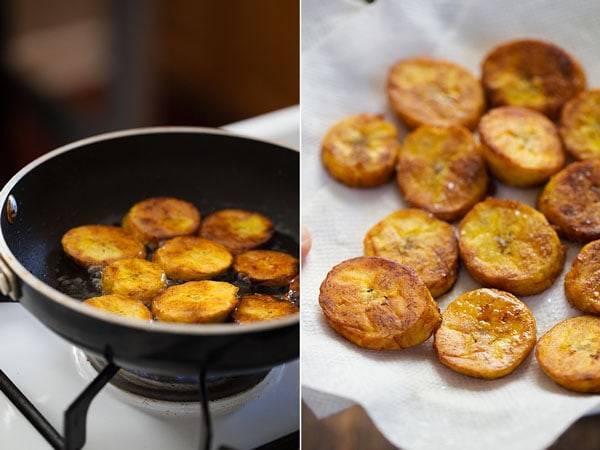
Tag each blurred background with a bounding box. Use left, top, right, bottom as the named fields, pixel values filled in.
left=0, top=0, right=299, bottom=185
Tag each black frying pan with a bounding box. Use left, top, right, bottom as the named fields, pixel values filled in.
left=0, top=127, right=299, bottom=377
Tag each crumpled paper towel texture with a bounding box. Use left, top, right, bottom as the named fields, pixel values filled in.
left=301, top=1, right=600, bottom=449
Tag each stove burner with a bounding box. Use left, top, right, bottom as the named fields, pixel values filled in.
left=87, top=355, right=270, bottom=403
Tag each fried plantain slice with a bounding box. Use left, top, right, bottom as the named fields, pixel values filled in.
left=153, top=236, right=233, bottom=281
left=321, top=114, right=400, bottom=187
left=560, top=90, right=600, bottom=161
left=536, top=316, right=600, bottom=393
left=151, top=280, right=239, bottom=323
left=232, top=294, right=298, bottom=324
left=434, top=288, right=536, bottom=379
left=363, top=209, right=458, bottom=297
left=538, top=160, right=600, bottom=242
left=478, top=106, right=565, bottom=187
left=459, top=198, right=564, bottom=296
left=62, top=225, right=146, bottom=268
left=387, top=58, right=484, bottom=130
left=396, top=125, right=488, bottom=221
left=319, top=256, right=441, bottom=350
left=123, top=197, right=201, bottom=246
left=83, top=294, right=152, bottom=321
left=101, top=258, right=167, bottom=305
left=481, top=39, right=586, bottom=118
left=564, top=240, right=600, bottom=315
left=199, top=209, right=273, bottom=254
left=233, top=250, right=298, bottom=287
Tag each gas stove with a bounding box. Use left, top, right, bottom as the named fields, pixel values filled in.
left=0, top=108, right=300, bottom=450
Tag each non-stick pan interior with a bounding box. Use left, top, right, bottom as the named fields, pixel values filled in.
left=1, top=131, right=299, bottom=296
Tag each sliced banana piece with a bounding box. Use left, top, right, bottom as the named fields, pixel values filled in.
left=560, top=89, right=600, bottom=160
left=478, top=106, right=564, bottom=187
left=233, top=250, right=298, bottom=287
left=199, top=209, right=273, bottom=254
left=153, top=236, right=233, bottom=281
left=101, top=258, right=167, bottom=305
left=62, top=225, right=146, bottom=268
left=482, top=39, right=586, bottom=118
left=538, top=160, right=600, bottom=242
left=123, top=197, right=201, bottom=246
left=83, top=294, right=152, bottom=320
left=565, top=239, right=600, bottom=314
left=151, top=280, right=239, bottom=323
left=536, top=316, right=600, bottom=393
left=459, top=198, right=564, bottom=296
left=396, top=125, right=488, bottom=221
left=321, top=114, right=399, bottom=187
left=363, top=209, right=458, bottom=297
left=387, top=58, right=484, bottom=129
left=233, top=294, right=298, bottom=324
left=434, top=288, right=536, bottom=379
left=319, top=256, right=441, bottom=350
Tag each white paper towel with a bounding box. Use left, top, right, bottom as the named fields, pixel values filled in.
left=301, top=1, right=600, bottom=449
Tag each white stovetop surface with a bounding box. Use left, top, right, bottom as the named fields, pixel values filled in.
left=0, top=107, right=300, bottom=450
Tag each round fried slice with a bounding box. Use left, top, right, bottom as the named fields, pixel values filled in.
left=232, top=294, right=299, bottom=324
left=151, top=281, right=239, bottom=323
left=538, top=160, right=600, bottom=242
left=123, top=197, right=201, bottom=246
left=561, top=90, right=600, bottom=161
left=396, top=125, right=488, bottom=221
left=101, top=258, right=167, bottom=305
left=153, top=236, right=233, bottom=281
left=564, top=240, right=600, bottom=315
left=387, top=58, right=484, bottom=129
left=459, top=198, right=564, bottom=296
left=62, top=225, right=146, bottom=268
left=478, top=106, right=564, bottom=187
left=434, top=288, right=536, bottom=379
left=233, top=250, right=298, bottom=287
left=321, top=114, right=399, bottom=187
left=199, top=209, right=273, bottom=254
left=319, top=256, right=441, bottom=350
left=363, top=209, right=458, bottom=297
left=482, top=39, right=586, bottom=118
left=83, top=294, right=152, bottom=321
left=536, top=316, right=600, bottom=393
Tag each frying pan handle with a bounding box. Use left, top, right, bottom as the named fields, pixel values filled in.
left=0, top=255, right=21, bottom=301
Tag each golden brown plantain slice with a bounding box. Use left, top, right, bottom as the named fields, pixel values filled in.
left=233, top=250, right=298, bottom=287
left=538, top=160, right=600, bottom=242
left=101, top=258, right=167, bottom=305
left=151, top=280, right=239, bottom=323
left=232, top=294, right=298, bottom=324
left=199, top=209, right=273, bottom=254
left=560, top=90, right=600, bottom=161
left=387, top=58, right=484, bottom=129
left=153, top=236, right=233, bottom=281
left=434, top=288, right=536, bottom=379
left=123, top=197, right=201, bottom=246
left=363, top=209, right=458, bottom=297
left=459, top=198, right=564, bottom=296
left=321, top=114, right=399, bottom=187
left=62, top=225, right=146, bottom=268
left=481, top=39, right=586, bottom=118
left=478, top=106, right=564, bottom=187
left=536, top=316, right=600, bottom=393
left=396, top=125, right=488, bottom=221
left=83, top=294, right=152, bottom=320
left=319, top=256, right=441, bottom=350
left=564, top=240, right=600, bottom=315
